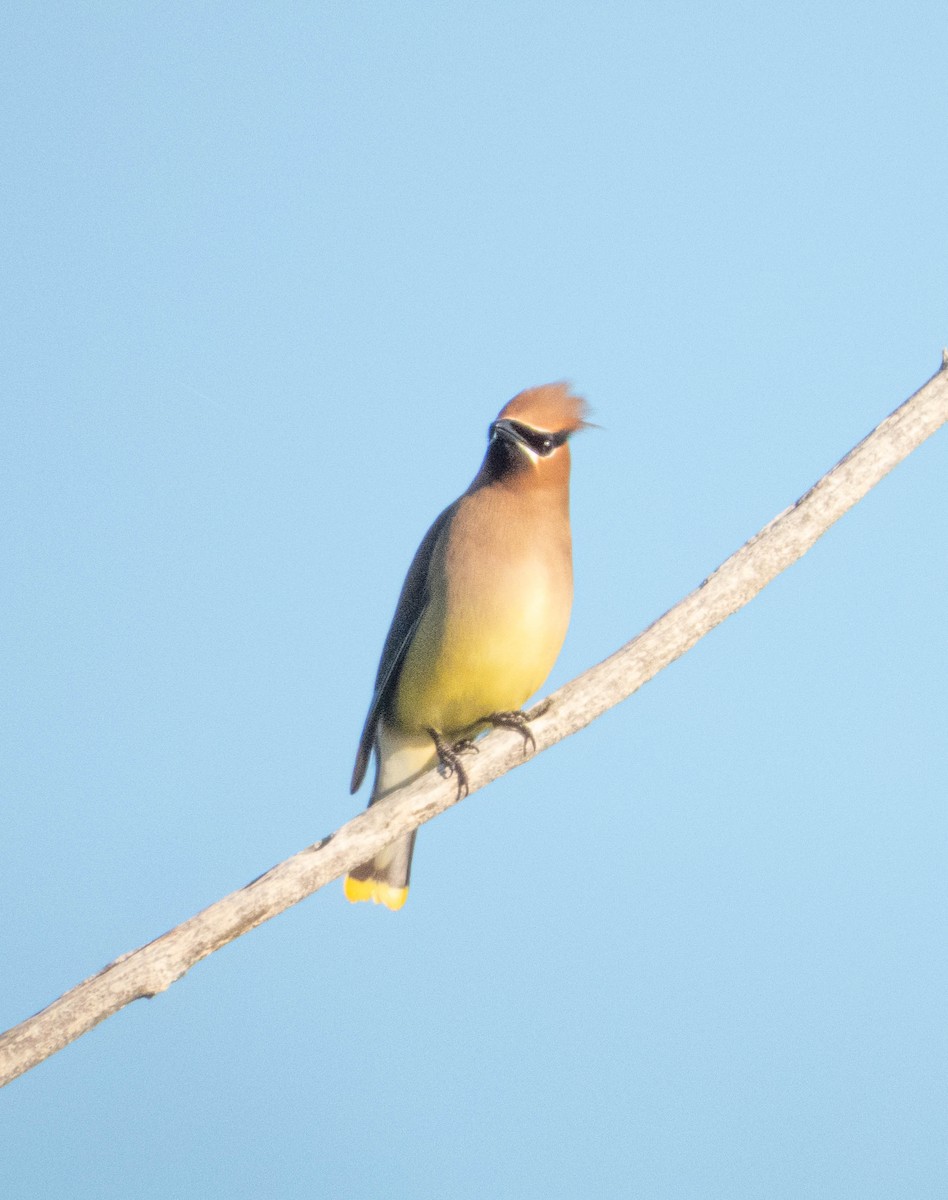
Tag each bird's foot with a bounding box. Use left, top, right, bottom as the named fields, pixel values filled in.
left=428, top=728, right=474, bottom=799
left=485, top=709, right=537, bottom=756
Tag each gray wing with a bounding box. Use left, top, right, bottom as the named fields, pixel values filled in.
left=350, top=501, right=456, bottom=793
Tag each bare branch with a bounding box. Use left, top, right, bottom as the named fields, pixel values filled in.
left=2, top=356, right=946, bottom=1089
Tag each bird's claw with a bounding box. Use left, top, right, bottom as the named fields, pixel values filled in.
left=428, top=728, right=471, bottom=799
left=485, top=709, right=537, bottom=756
left=428, top=709, right=540, bottom=799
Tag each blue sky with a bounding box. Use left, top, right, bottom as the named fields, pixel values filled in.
left=2, top=4, right=947, bottom=1197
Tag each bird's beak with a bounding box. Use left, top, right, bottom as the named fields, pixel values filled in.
left=489, top=419, right=530, bottom=451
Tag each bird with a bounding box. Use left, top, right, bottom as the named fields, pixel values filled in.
left=345, top=382, right=589, bottom=910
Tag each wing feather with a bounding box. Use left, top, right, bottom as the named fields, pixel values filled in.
left=349, top=501, right=456, bottom=793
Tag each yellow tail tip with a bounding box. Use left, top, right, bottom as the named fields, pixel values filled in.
left=344, top=875, right=409, bottom=911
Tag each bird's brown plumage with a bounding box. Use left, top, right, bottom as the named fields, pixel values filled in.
left=345, top=383, right=587, bottom=909
left=496, top=381, right=590, bottom=433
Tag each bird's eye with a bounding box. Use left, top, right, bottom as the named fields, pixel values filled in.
left=490, top=419, right=568, bottom=458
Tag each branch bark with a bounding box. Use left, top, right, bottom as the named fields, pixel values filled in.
left=3, top=354, right=947, bottom=1089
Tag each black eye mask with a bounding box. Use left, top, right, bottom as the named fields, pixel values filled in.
left=489, top=419, right=570, bottom=457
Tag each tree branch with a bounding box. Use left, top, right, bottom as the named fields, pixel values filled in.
left=3, top=354, right=947, bottom=1089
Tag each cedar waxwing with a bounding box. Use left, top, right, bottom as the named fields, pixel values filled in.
left=346, top=383, right=589, bottom=910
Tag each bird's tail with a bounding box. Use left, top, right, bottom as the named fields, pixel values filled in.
left=345, top=724, right=435, bottom=911
left=344, top=831, right=417, bottom=911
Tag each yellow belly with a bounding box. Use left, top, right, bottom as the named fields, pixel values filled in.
left=392, top=559, right=570, bottom=737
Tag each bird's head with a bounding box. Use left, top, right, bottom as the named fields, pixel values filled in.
left=482, top=383, right=590, bottom=489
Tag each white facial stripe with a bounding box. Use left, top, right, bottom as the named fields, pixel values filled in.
left=513, top=439, right=541, bottom=463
